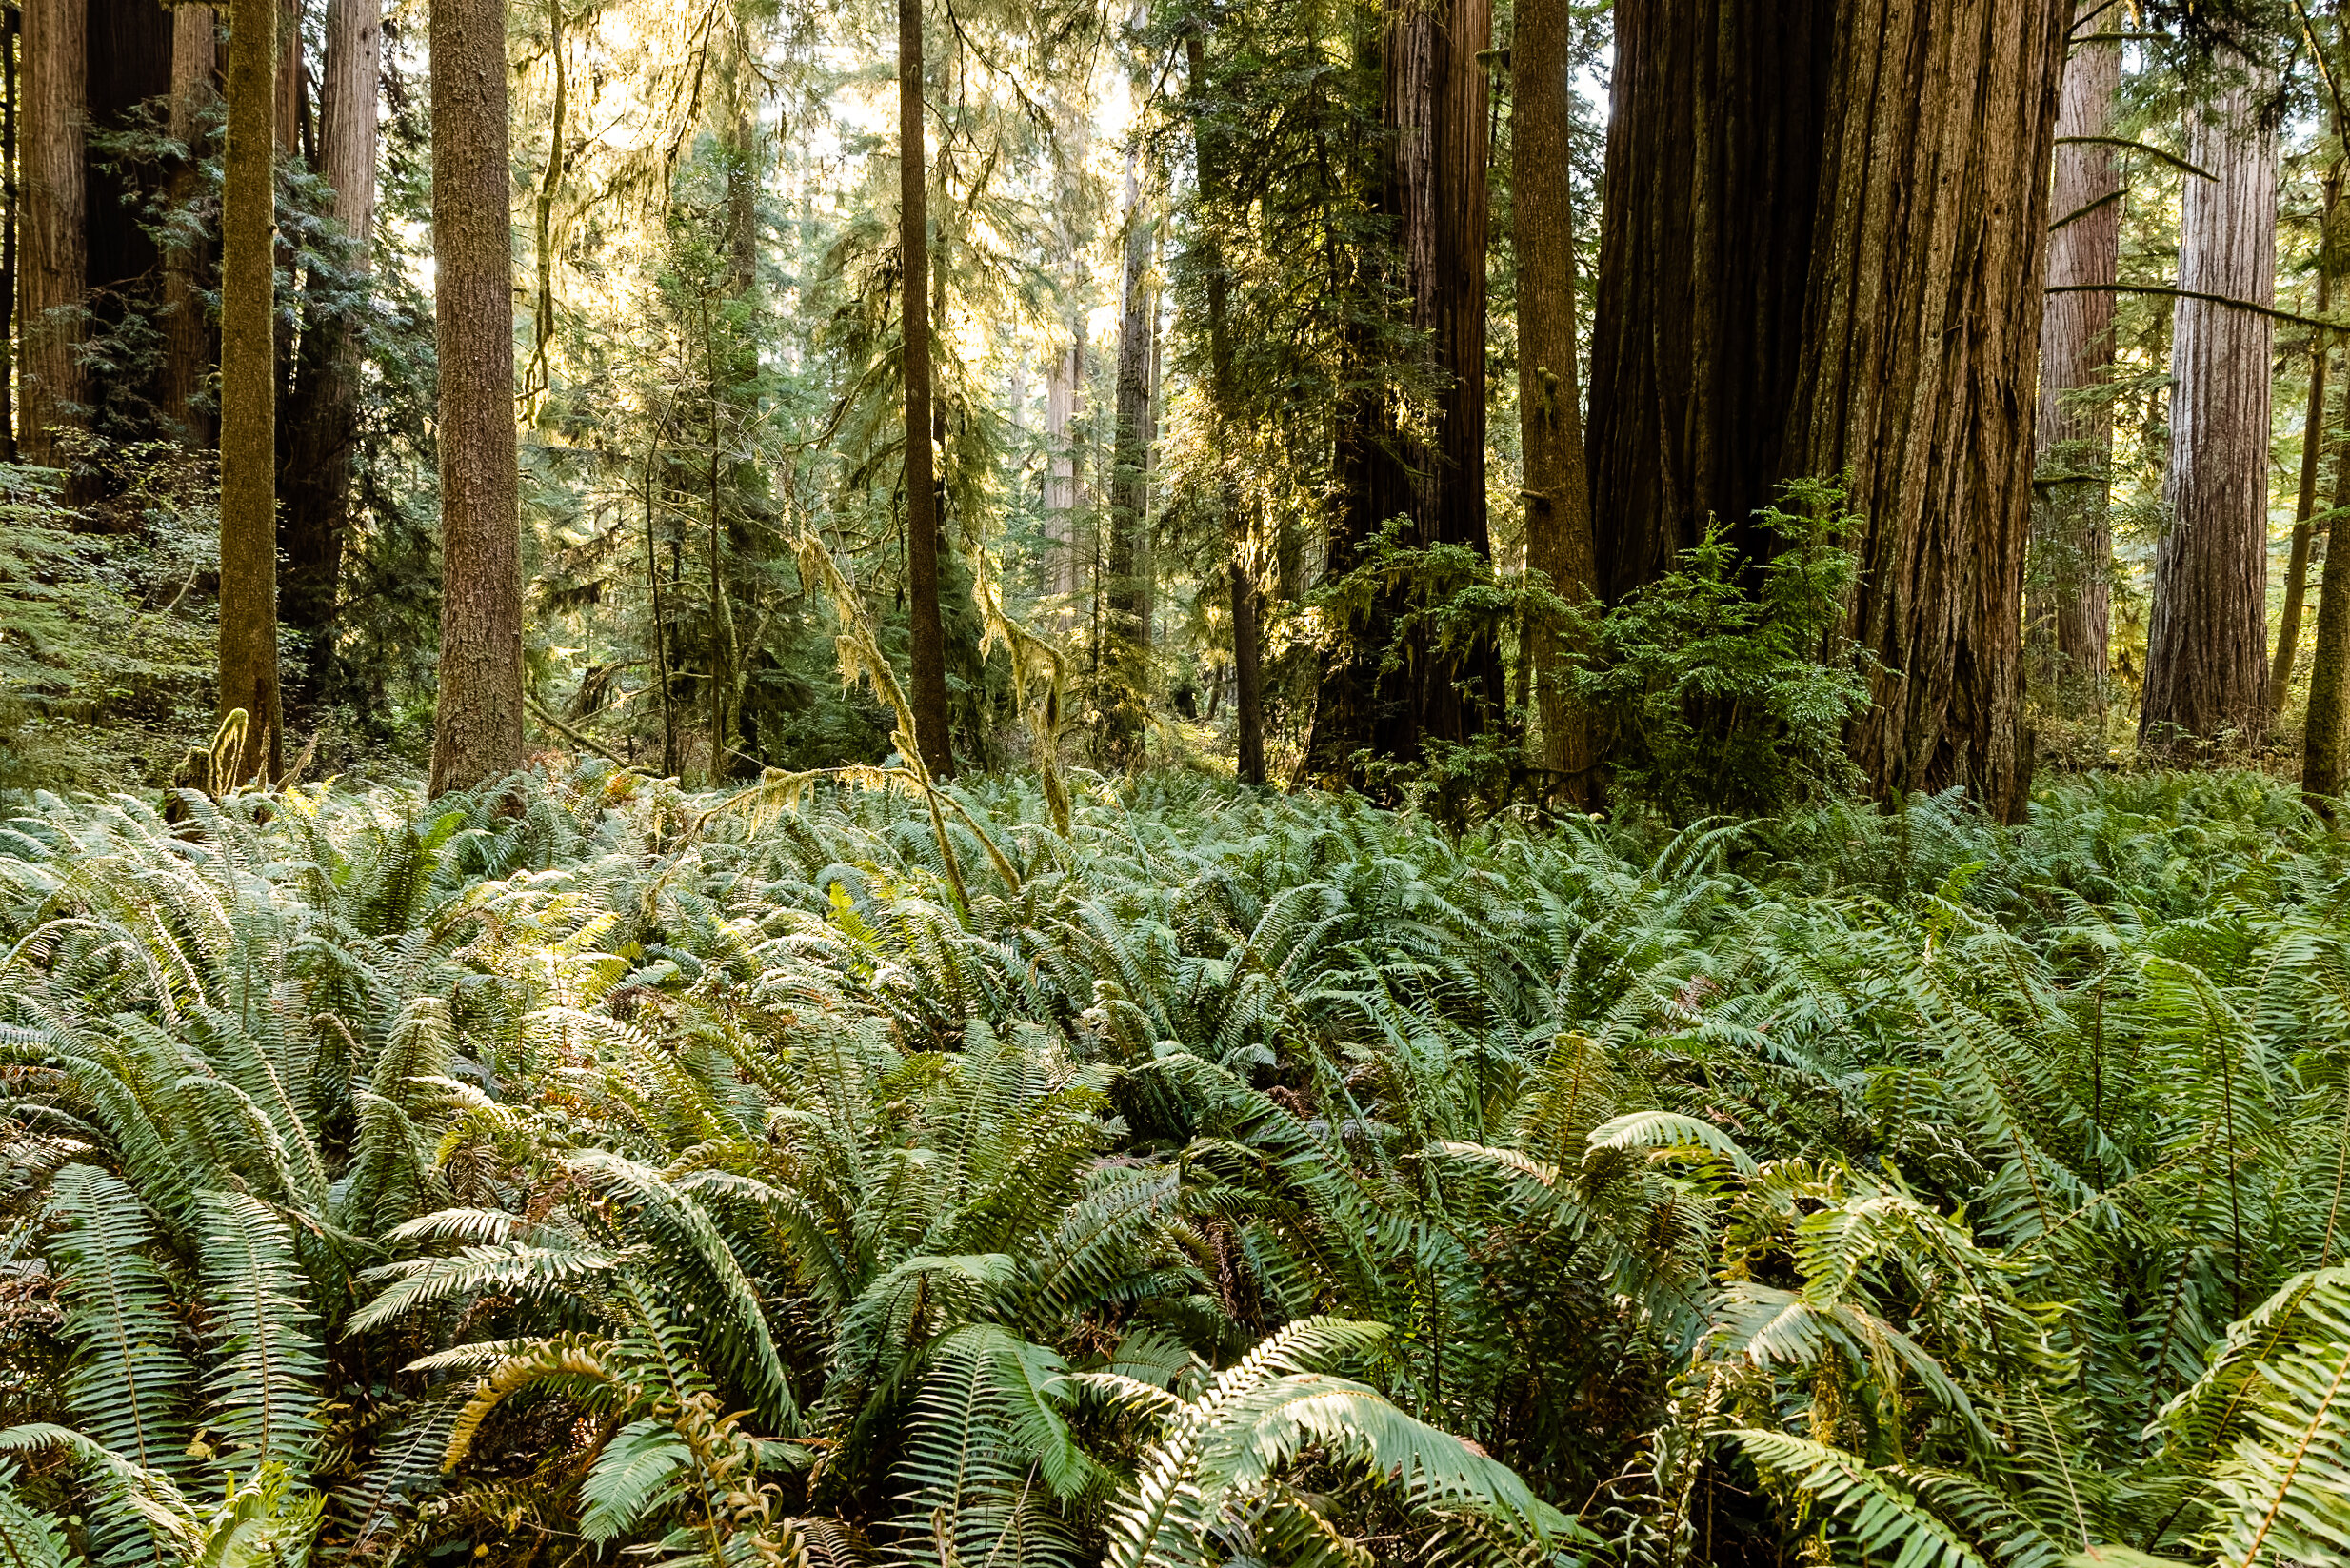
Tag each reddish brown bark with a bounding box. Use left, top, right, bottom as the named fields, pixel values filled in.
left=20, top=0, right=84, bottom=467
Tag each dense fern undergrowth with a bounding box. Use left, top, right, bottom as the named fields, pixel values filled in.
left=2, top=764, right=2347, bottom=1568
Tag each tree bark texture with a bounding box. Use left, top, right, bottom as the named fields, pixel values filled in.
left=428, top=0, right=525, bottom=794
left=162, top=4, right=217, bottom=447
left=279, top=0, right=377, bottom=704
left=897, top=0, right=951, bottom=779
left=1307, top=0, right=1503, bottom=779
left=4, top=3, right=20, bottom=463
left=1586, top=0, right=1833, bottom=600
left=82, top=0, right=169, bottom=442
left=217, top=0, right=282, bottom=783
left=2140, top=69, right=2278, bottom=754
left=1512, top=0, right=1595, bottom=803
left=1589, top=0, right=2064, bottom=822
left=2032, top=6, right=2120, bottom=684
left=20, top=0, right=83, bottom=467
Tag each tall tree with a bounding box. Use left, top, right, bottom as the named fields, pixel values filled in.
left=161, top=3, right=217, bottom=447
left=1185, top=30, right=1262, bottom=786
left=1590, top=0, right=2065, bottom=821
left=428, top=0, right=526, bottom=793
left=1511, top=0, right=1594, bottom=804
left=280, top=0, right=381, bottom=706
left=898, top=0, right=951, bottom=778
left=1102, top=152, right=1152, bottom=760
left=2140, top=65, right=2278, bottom=754
left=217, top=0, right=282, bottom=782
left=2032, top=3, right=2121, bottom=686
left=2304, top=324, right=2350, bottom=798
left=20, top=0, right=84, bottom=468
left=1307, top=0, right=1503, bottom=777
left=2272, top=190, right=2333, bottom=719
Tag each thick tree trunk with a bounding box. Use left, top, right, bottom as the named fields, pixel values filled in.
left=1185, top=32, right=1261, bottom=785
left=427, top=0, right=524, bottom=794
left=897, top=0, right=951, bottom=779
left=1587, top=0, right=1833, bottom=600
left=1791, top=0, right=2065, bottom=820
left=1307, top=0, right=1503, bottom=779
left=1512, top=0, right=1595, bottom=804
left=2141, top=69, right=2278, bottom=755
left=20, top=0, right=83, bottom=468
left=279, top=0, right=376, bottom=707
left=217, top=0, right=282, bottom=783
left=1590, top=0, right=2062, bottom=822
left=1103, top=155, right=1151, bottom=760
left=2032, top=5, right=2120, bottom=685
left=161, top=5, right=217, bottom=447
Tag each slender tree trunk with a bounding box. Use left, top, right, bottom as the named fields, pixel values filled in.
left=1103, top=152, right=1151, bottom=761
left=1307, top=0, right=1503, bottom=779
left=2141, top=68, right=2278, bottom=755
left=427, top=0, right=524, bottom=794
left=3, top=1, right=19, bottom=463
left=2305, top=323, right=2350, bottom=798
left=20, top=0, right=83, bottom=469
left=161, top=4, right=216, bottom=447
left=2033, top=4, right=2121, bottom=686
left=217, top=0, right=281, bottom=782
left=1512, top=0, right=1595, bottom=804
left=279, top=0, right=376, bottom=709
left=2275, top=250, right=2333, bottom=717
left=1185, top=31, right=1262, bottom=785
left=1045, top=337, right=1075, bottom=613
left=897, top=0, right=950, bottom=778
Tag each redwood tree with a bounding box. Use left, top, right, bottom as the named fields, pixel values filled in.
left=161, top=4, right=217, bottom=447
left=20, top=0, right=84, bottom=468
left=2032, top=4, right=2121, bottom=686
left=428, top=0, right=526, bottom=793
left=1589, top=0, right=2066, bottom=822
left=1307, top=0, right=1503, bottom=779
left=2140, top=66, right=2278, bottom=754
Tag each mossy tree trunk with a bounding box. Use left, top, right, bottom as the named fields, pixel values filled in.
left=897, top=0, right=951, bottom=779
left=427, top=0, right=525, bottom=795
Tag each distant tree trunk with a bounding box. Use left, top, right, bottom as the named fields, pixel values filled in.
left=1045, top=336, right=1075, bottom=611
left=1103, top=153, right=1151, bottom=760
left=2032, top=5, right=2120, bottom=687
left=427, top=0, right=524, bottom=794
left=2304, top=338, right=2350, bottom=799
left=897, top=0, right=950, bottom=779
left=161, top=4, right=217, bottom=447
left=1591, top=0, right=2062, bottom=822
left=1512, top=0, right=1595, bottom=804
left=1308, top=0, right=1503, bottom=779
left=3, top=1, right=20, bottom=463
left=1185, top=31, right=1261, bottom=785
left=217, top=0, right=281, bottom=782
left=2141, top=69, right=2278, bottom=755
left=1587, top=0, right=1833, bottom=600
left=2275, top=245, right=2333, bottom=718
left=20, top=0, right=84, bottom=468
left=279, top=0, right=377, bottom=710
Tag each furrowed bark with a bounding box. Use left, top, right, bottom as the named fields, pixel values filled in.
left=218, top=0, right=283, bottom=783
left=20, top=0, right=84, bottom=468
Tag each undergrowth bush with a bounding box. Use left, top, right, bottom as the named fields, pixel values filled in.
left=1, top=764, right=2346, bottom=1566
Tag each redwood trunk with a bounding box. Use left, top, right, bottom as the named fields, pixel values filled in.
left=1307, top=0, right=1503, bottom=779
left=1512, top=0, right=1595, bottom=803
left=218, top=0, right=281, bottom=782
left=1103, top=157, right=1151, bottom=761
left=280, top=0, right=377, bottom=706
left=427, top=0, right=524, bottom=793
left=2032, top=5, right=2120, bottom=685
left=2140, top=69, right=2278, bottom=755
left=897, top=0, right=951, bottom=779
left=20, top=0, right=83, bottom=468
